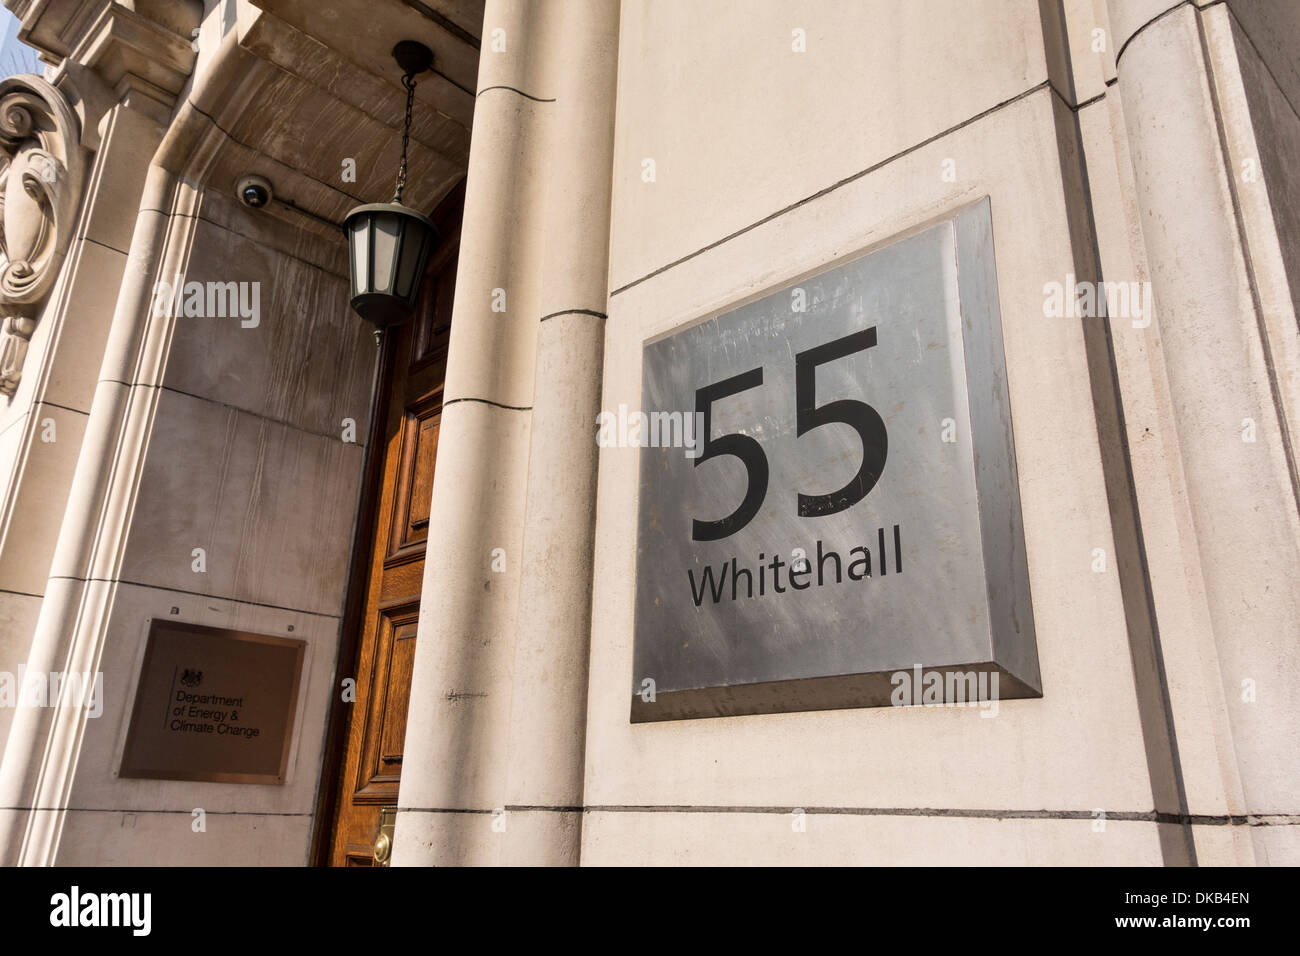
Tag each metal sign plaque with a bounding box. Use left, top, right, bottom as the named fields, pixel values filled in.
left=120, top=620, right=306, bottom=783
left=633, top=199, right=1040, bottom=721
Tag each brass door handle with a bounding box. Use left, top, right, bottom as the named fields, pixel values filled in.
left=373, top=806, right=396, bottom=866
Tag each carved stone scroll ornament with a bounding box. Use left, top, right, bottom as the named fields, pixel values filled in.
left=0, top=75, right=85, bottom=399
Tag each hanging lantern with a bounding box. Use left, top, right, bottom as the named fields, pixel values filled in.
left=344, top=201, right=435, bottom=327
left=343, top=41, right=438, bottom=328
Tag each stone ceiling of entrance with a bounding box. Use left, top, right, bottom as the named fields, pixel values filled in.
left=231, top=0, right=483, bottom=225
left=254, top=0, right=482, bottom=96
left=6, top=0, right=484, bottom=232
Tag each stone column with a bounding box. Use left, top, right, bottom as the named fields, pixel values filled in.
left=392, top=0, right=557, bottom=866
left=500, top=0, right=620, bottom=865
left=394, top=0, right=621, bottom=866
left=0, top=0, right=198, bottom=865
left=0, top=159, right=179, bottom=865
left=1104, top=0, right=1300, bottom=863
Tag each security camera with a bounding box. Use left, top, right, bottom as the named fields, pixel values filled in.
left=236, top=174, right=273, bottom=209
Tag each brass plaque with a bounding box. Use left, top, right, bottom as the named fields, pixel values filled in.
left=120, top=620, right=306, bottom=784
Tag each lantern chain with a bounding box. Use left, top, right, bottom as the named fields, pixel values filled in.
left=392, top=72, right=418, bottom=204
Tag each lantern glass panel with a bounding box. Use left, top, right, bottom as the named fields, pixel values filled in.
left=372, top=213, right=402, bottom=294
left=394, top=221, right=427, bottom=299
left=349, top=217, right=370, bottom=296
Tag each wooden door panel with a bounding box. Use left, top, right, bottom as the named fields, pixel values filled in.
left=352, top=600, right=419, bottom=801
left=378, top=625, right=416, bottom=762
left=343, top=847, right=376, bottom=867
left=412, top=246, right=456, bottom=369
left=386, top=391, right=443, bottom=564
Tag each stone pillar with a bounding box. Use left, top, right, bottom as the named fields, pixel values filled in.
left=500, top=0, right=619, bottom=865
left=0, top=0, right=197, bottom=864
left=0, top=73, right=90, bottom=757
left=1104, top=0, right=1300, bottom=863
left=392, top=0, right=557, bottom=865
left=394, top=0, right=620, bottom=866
left=0, top=159, right=179, bottom=865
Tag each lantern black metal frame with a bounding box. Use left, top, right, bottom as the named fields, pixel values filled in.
left=343, top=41, right=438, bottom=328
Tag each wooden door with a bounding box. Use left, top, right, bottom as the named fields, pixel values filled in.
left=318, top=182, right=462, bottom=866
